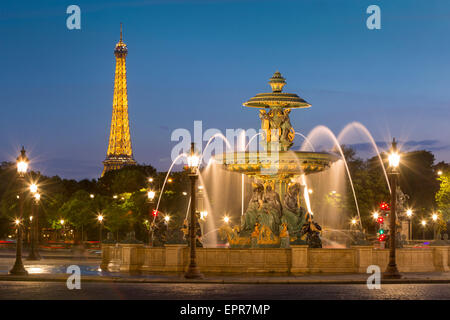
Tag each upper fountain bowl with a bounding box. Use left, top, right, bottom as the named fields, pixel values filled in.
left=214, top=151, right=339, bottom=179
left=243, top=71, right=311, bottom=109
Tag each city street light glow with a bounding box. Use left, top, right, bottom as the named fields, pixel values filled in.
left=34, top=193, right=41, bottom=201
left=372, top=212, right=379, bottom=220
left=200, top=211, right=208, bottom=220
left=187, top=154, right=200, bottom=169
left=60, top=219, right=65, bottom=225
left=164, top=215, right=170, bottom=223
left=29, top=183, right=38, bottom=194
left=148, top=177, right=153, bottom=182
left=223, top=216, right=230, bottom=223
left=17, top=161, right=28, bottom=174
left=351, top=218, right=357, bottom=225
left=97, top=214, right=104, bottom=222
left=90, top=194, right=95, bottom=199
left=432, top=213, right=438, bottom=221
left=147, top=190, right=156, bottom=201
left=437, top=170, right=443, bottom=176
left=406, top=209, right=413, bottom=217
left=388, top=152, right=400, bottom=168
left=182, top=192, right=187, bottom=196
left=421, top=220, right=427, bottom=226
left=308, top=189, right=313, bottom=194
left=14, top=219, right=20, bottom=225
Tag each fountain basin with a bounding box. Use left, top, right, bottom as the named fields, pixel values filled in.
left=102, top=244, right=450, bottom=274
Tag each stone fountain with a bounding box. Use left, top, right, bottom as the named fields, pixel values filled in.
left=216, top=72, right=339, bottom=248
left=101, top=71, right=450, bottom=275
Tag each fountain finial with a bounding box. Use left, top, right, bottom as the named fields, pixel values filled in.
left=269, top=71, right=286, bottom=93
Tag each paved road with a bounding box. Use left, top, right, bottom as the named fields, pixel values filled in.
left=1, top=281, right=449, bottom=300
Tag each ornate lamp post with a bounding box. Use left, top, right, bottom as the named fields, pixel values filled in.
left=164, top=215, right=170, bottom=241
left=147, top=190, right=156, bottom=246
left=406, top=209, right=413, bottom=241
left=97, top=214, right=104, bottom=244
left=431, top=213, right=438, bottom=240
left=60, top=219, right=65, bottom=241
left=185, top=142, right=203, bottom=279
left=10, top=147, right=29, bottom=275
left=421, top=219, right=427, bottom=239
left=383, top=138, right=402, bottom=279
left=27, top=189, right=41, bottom=261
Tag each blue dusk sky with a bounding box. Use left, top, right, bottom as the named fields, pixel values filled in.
left=1, top=0, right=450, bottom=179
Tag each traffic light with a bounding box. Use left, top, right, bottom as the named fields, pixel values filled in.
left=379, top=201, right=390, bottom=211
left=376, top=206, right=387, bottom=242
left=378, top=233, right=386, bottom=241
left=152, top=209, right=158, bottom=217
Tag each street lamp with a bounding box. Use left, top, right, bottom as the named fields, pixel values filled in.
left=431, top=213, right=438, bottom=240
left=27, top=186, right=41, bottom=261
left=147, top=190, right=156, bottom=202
left=147, top=190, right=156, bottom=246
left=406, top=209, right=413, bottom=241
left=185, top=142, right=203, bottom=279
left=437, top=170, right=443, bottom=176
left=10, top=147, right=29, bottom=275
left=383, top=138, right=401, bottom=279
left=97, top=214, right=104, bottom=244
left=200, top=211, right=208, bottom=220
left=223, top=216, right=230, bottom=224
left=421, top=219, right=427, bottom=240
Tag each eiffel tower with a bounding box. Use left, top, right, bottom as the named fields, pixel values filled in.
left=102, top=24, right=137, bottom=176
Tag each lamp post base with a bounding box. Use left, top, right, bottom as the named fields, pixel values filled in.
left=185, top=265, right=204, bottom=279
left=9, top=260, right=28, bottom=276
left=383, top=264, right=402, bottom=279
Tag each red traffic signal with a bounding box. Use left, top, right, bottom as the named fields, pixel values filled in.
left=379, top=201, right=390, bottom=211
left=377, top=216, right=384, bottom=224
left=152, top=209, right=158, bottom=217
left=378, top=234, right=386, bottom=241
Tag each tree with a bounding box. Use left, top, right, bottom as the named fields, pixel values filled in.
left=59, top=190, right=96, bottom=242
left=398, top=150, right=440, bottom=214
left=98, top=165, right=157, bottom=195
left=436, top=170, right=450, bottom=221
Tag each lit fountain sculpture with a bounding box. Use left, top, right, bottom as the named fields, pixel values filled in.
left=215, top=72, right=339, bottom=248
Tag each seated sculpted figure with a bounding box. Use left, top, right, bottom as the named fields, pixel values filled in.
left=241, top=182, right=264, bottom=233
left=282, top=183, right=306, bottom=235
left=259, top=185, right=282, bottom=235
